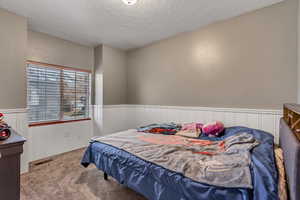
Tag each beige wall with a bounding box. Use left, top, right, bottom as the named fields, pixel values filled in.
left=127, top=0, right=298, bottom=109
left=0, top=8, right=27, bottom=109
left=103, top=45, right=127, bottom=105
left=27, top=31, right=94, bottom=70
left=27, top=31, right=127, bottom=105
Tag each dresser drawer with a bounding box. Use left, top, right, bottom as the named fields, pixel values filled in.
left=0, top=144, right=23, bottom=159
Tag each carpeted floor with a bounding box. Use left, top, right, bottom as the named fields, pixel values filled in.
left=21, top=148, right=146, bottom=200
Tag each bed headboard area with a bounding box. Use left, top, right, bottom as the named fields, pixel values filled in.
left=280, top=103, right=300, bottom=200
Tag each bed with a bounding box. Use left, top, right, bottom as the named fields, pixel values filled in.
left=81, top=104, right=300, bottom=200
left=281, top=104, right=300, bottom=200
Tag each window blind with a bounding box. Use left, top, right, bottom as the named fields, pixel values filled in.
left=27, top=62, right=91, bottom=123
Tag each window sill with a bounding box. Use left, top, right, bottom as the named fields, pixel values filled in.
left=29, top=118, right=91, bottom=127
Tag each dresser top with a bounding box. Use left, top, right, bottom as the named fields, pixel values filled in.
left=0, top=129, right=26, bottom=148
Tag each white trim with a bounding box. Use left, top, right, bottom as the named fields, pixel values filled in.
left=0, top=108, right=27, bottom=114
left=103, top=104, right=282, bottom=115
left=103, top=104, right=130, bottom=109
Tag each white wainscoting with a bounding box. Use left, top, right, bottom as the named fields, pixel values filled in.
left=29, top=120, right=93, bottom=162
left=0, top=108, right=94, bottom=173
left=102, top=105, right=282, bottom=143
left=0, top=105, right=282, bottom=174
left=0, top=108, right=29, bottom=173
left=103, top=105, right=131, bottom=135
left=93, top=105, right=103, bottom=137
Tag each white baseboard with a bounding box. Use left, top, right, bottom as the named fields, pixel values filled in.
left=102, top=104, right=282, bottom=143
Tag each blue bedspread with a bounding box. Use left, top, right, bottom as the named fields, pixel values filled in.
left=81, top=126, right=278, bottom=200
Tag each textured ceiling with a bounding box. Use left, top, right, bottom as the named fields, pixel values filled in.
left=0, top=0, right=283, bottom=49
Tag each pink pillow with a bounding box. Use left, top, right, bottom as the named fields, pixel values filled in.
left=202, top=121, right=224, bottom=137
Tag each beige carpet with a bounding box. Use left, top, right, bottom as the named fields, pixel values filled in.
left=21, top=148, right=146, bottom=200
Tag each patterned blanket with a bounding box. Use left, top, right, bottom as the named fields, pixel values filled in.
left=93, top=129, right=259, bottom=188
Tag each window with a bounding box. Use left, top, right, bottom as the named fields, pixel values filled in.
left=27, top=61, right=91, bottom=125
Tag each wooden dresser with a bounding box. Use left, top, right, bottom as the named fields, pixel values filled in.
left=0, top=130, right=26, bottom=200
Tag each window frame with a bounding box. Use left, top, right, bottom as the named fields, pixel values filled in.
left=27, top=60, right=92, bottom=127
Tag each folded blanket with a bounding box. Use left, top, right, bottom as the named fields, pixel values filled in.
left=176, top=122, right=203, bottom=138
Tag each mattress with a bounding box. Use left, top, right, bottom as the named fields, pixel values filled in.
left=81, top=126, right=279, bottom=200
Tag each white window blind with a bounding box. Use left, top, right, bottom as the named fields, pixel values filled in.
left=27, top=62, right=91, bottom=123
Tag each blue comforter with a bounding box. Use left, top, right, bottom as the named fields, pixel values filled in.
left=81, top=126, right=278, bottom=200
